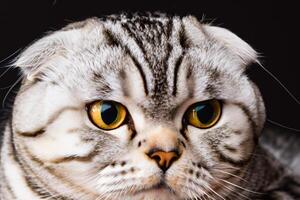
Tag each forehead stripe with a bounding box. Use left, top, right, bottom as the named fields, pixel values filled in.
left=104, top=27, right=149, bottom=96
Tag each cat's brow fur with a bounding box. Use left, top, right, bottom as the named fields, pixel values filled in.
left=0, top=13, right=299, bottom=200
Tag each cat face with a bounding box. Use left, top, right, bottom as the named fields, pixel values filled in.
left=11, top=15, right=265, bottom=199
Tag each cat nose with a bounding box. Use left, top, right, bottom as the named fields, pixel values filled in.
left=147, top=149, right=180, bottom=172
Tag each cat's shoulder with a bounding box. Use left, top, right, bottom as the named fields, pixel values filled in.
left=260, top=124, right=300, bottom=175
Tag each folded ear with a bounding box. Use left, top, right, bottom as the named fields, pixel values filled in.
left=14, top=18, right=102, bottom=81
left=182, top=16, right=258, bottom=66
left=14, top=31, right=68, bottom=81
left=203, top=25, right=258, bottom=65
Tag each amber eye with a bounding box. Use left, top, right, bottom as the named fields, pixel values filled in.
left=87, top=101, right=127, bottom=130
left=185, top=99, right=222, bottom=129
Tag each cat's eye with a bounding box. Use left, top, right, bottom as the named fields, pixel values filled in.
left=87, top=101, right=127, bottom=130
left=185, top=99, right=222, bottom=129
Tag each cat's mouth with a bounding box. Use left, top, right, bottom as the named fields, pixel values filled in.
left=134, top=181, right=174, bottom=195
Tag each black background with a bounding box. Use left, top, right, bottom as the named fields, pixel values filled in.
left=0, top=0, right=299, bottom=131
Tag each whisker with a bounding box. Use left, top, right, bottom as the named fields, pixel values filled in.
left=218, top=178, right=264, bottom=195
left=218, top=181, right=251, bottom=200
left=254, top=61, right=300, bottom=132
left=212, top=169, right=248, bottom=182
left=191, top=183, right=205, bottom=200
left=0, top=66, right=13, bottom=79
left=267, top=119, right=300, bottom=132
left=2, top=75, right=23, bottom=108
left=213, top=163, right=241, bottom=170
left=181, top=185, right=214, bottom=200
left=203, top=184, right=225, bottom=200
left=0, top=48, right=22, bottom=66
left=175, top=168, right=213, bottom=200
left=212, top=164, right=254, bottom=177
left=256, top=61, right=300, bottom=105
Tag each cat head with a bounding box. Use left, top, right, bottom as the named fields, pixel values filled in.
left=12, top=14, right=265, bottom=199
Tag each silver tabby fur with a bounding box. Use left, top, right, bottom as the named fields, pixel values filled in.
left=0, top=13, right=299, bottom=200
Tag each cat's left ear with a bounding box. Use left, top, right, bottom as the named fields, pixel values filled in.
left=182, top=16, right=258, bottom=67
left=203, top=24, right=258, bottom=65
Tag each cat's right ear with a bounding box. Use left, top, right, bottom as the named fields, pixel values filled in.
left=14, top=18, right=103, bottom=82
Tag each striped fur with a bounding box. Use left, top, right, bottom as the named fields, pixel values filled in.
left=0, top=13, right=299, bottom=199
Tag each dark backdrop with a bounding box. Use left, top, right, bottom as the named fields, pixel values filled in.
left=0, top=0, right=299, bottom=131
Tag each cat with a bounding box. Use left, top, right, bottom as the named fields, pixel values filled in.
left=0, top=13, right=299, bottom=200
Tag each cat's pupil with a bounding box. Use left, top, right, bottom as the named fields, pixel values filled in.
left=195, top=103, right=214, bottom=124
left=101, top=102, right=118, bottom=125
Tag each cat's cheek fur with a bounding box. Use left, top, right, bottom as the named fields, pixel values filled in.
left=13, top=82, right=80, bottom=133
left=187, top=102, right=255, bottom=168
left=1, top=127, right=42, bottom=200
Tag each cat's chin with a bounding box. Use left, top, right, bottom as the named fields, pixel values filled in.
left=127, top=186, right=180, bottom=200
